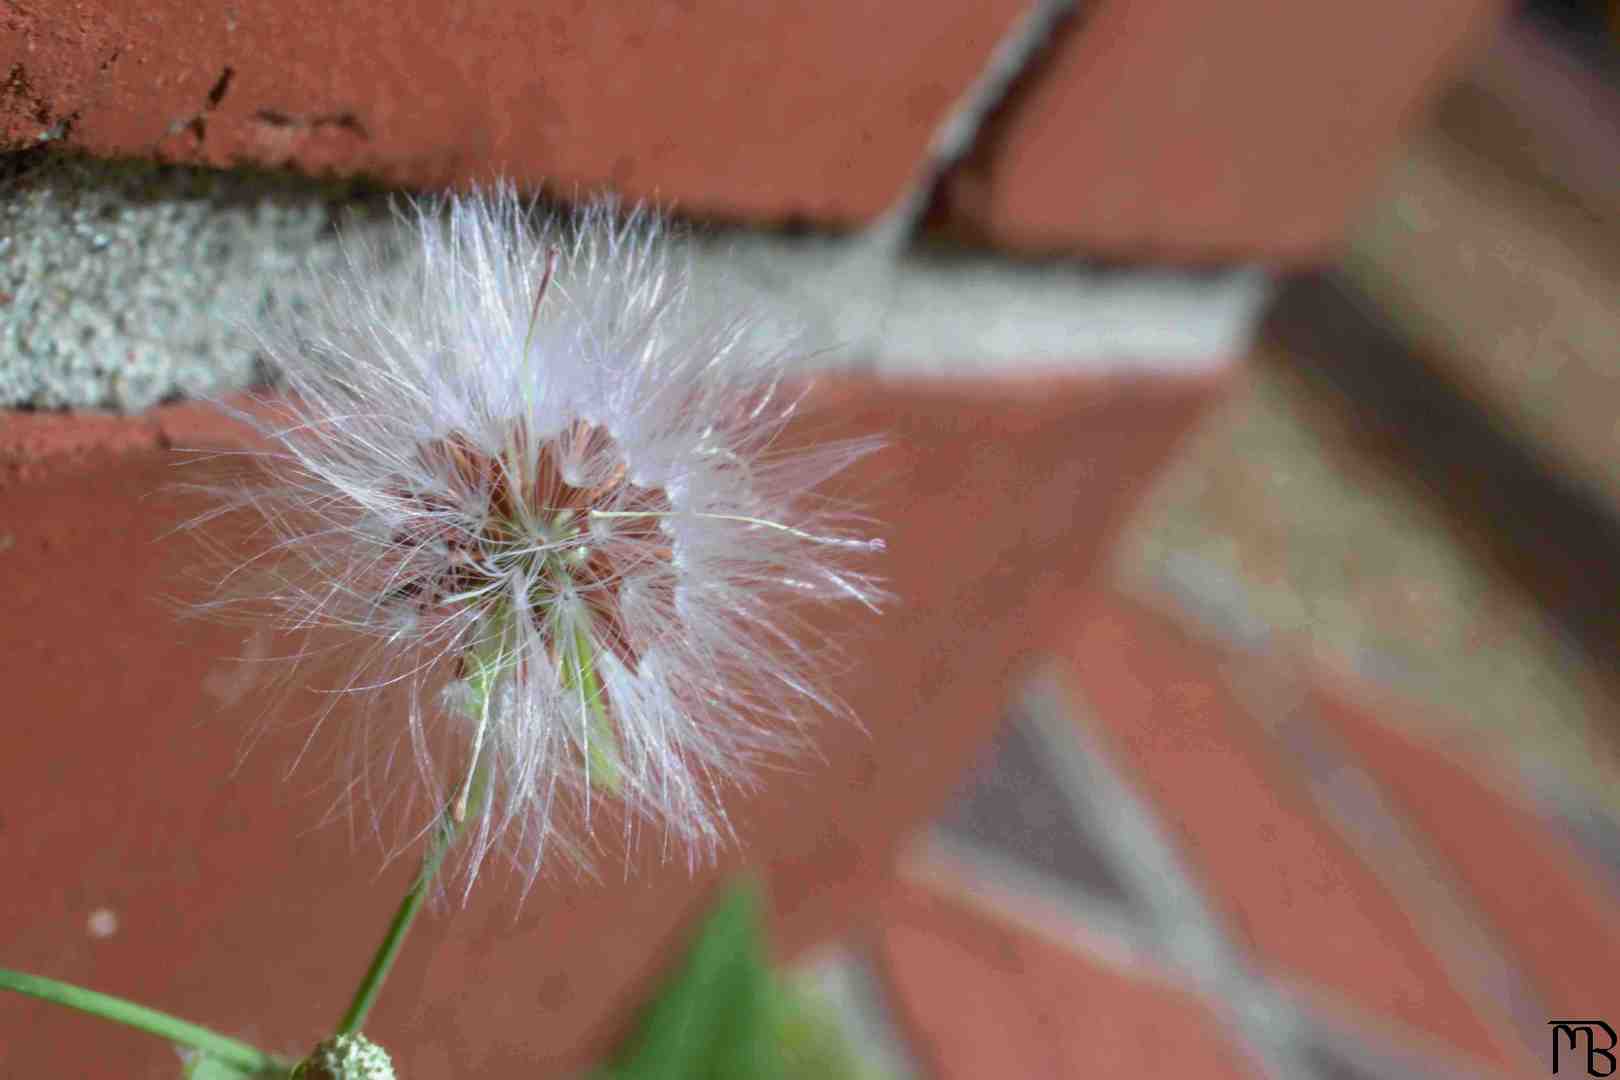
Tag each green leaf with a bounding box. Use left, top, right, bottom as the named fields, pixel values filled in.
left=601, top=879, right=782, bottom=1080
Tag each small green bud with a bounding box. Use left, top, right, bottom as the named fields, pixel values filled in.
left=291, top=1033, right=395, bottom=1080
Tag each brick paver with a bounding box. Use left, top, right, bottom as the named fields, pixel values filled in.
left=875, top=864, right=1265, bottom=1079
left=929, top=0, right=1506, bottom=259
left=0, top=372, right=1226, bottom=1075
left=1311, top=670, right=1620, bottom=1022
left=0, top=1, right=1026, bottom=226
left=1056, top=591, right=1525, bottom=1071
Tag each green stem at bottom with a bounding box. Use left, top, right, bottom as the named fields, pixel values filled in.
left=0, top=967, right=282, bottom=1074
left=335, top=765, right=485, bottom=1036
left=337, top=624, right=504, bottom=1037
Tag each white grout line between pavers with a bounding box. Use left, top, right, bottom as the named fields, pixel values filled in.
left=1216, top=646, right=1552, bottom=1068
left=1140, top=559, right=1557, bottom=1067
left=795, top=943, right=926, bottom=1080
left=1013, top=673, right=1322, bottom=1079
left=903, top=831, right=1507, bottom=1080
left=933, top=670, right=1530, bottom=1079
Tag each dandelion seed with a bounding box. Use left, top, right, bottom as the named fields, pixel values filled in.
left=195, top=184, right=885, bottom=890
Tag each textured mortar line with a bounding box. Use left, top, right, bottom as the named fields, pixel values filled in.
left=1214, top=646, right=1551, bottom=1062
left=698, top=0, right=1251, bottom=373
left=746, top=0, right=1268, bottom=374
left=701, top=232, right=1267, bottom=376
left=860, top=0, right=1080, bottom=258
left=733, top=0, right=1253, bottom=372
left=2, top=151, right=1265, bottom=415
left=0, top=153, right=393, bottom=411
left=804, top=0, right=1238, bottom=373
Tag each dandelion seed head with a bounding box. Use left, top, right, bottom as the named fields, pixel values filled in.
left=195, top=184, right=884, bottom=891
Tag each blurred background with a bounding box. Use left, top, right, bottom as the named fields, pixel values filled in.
left=2, top=1, right=1617, bottom=1077
left=1122, top=0, right=1620, bottom=816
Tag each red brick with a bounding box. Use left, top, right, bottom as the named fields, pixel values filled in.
left=5, top=2, right=1508, bottom=252
left=875, top=859, right=1264, bottom=1079
left=930, top=0, right=1507, bottom=261
left=0, top=371, right=1226, bottom=1075
left=1310, top=669, right=1620, bottom=1020
left=1056, top=591, right=1523, bottom=1069
left=1, top=2, right=1023, bottom=227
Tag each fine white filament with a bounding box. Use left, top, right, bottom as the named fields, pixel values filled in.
left=195, top=185, right=885, bottom=892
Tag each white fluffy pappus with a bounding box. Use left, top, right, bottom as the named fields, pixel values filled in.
left=193, top=184, right=886, bottom=891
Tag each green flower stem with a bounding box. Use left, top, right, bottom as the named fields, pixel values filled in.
left=338, top=626, right=508, bottom=1037
left=336, top=774, right=479, bottom=1037
left=0, top=967, right=282, bottom=1073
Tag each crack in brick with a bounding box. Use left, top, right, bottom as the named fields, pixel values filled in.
left=3, top=63, right=49, bottom=126
left=205, top=66, right=234, bottom=110
left=1, top=62, right=80, bottom=147
left=252, top=108, right=369, bottom=139
left=162, top=66, right=235, bottom=149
